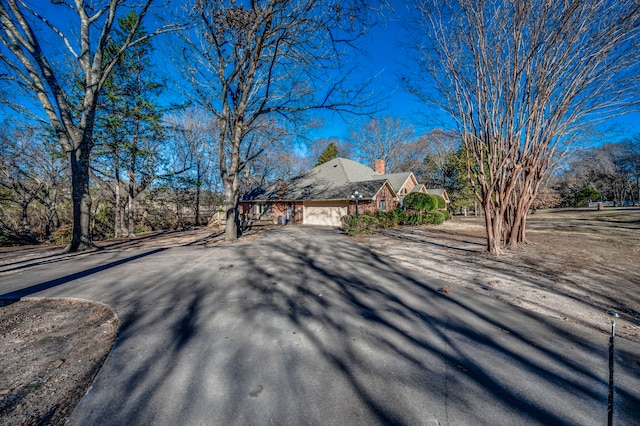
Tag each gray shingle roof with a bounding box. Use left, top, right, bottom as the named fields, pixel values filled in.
left=243, top=157, right=440, bottom=202
left=313, top=157, right=381, bottom=183
left=426, top=188, right=446, bottom=197
left=244, top=176, right=388, bottom=201
left=381, top=172, right=413, bottom=192
left=411, top=184, right=427, bottom=193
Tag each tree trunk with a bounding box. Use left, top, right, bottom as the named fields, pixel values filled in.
left=113, top=149, right=127, bottom=238
left=52, top=209, right=59, bottom=230
left=67, top=145, right=93, bottom=252
left=45, top=188, right=60, bottom=239
left=483, top=210, right=494, bottom=252
left=114, top=180, right=123, bottom=238
left=514, top=186, right=539, bottom=245
left=483, top=201, right=503, bottom=255
left=506, top=170, right=544, bottom=247
left=223, top=175, right=239, bottom=241
left=506, top=204, right=526, bottom=248
left=195, top=163, right=201, bottom=226
left=220, top=117, right=243, bottom=242
left=21, top=202, right=31, bottom=237
left=490, top=213, right=504, bottom=255
left=128, top=172, right=135, bottom=237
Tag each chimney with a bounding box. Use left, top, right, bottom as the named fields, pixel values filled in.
left=278, top=182, right=287, bottom=200
left=374, top=159, right=385, bottom=175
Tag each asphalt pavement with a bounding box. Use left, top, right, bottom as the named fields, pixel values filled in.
left=1, top=226, right=639, bottom=425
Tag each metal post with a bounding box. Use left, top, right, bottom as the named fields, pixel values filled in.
left=351, top=190, right=362, bottom=218
left=607, top=311, right=618, bottom=426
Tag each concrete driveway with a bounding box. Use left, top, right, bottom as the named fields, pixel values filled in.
left=1, top=226, right=639, bottom=425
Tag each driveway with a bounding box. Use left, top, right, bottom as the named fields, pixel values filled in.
left=1, top=226, right=639, bottom=425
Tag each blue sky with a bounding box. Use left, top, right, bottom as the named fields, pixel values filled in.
left=12, top=1, right=640, bottom=147
left=308, top=3, right=429, bottom=141
left=307, top=4, right=640, bottom=146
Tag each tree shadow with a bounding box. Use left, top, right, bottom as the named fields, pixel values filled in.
left=0, top=228, right=225, bottom=275
left=0, top=248, right=167, bottom=300
left=372, top=224, right=640, bottom=335
left=65, top=226, right=640, bottom=425
left=0, top=249, right=91, bottom=275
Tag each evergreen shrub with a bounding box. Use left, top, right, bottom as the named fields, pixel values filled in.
left=341, top=213, right=378, bottom=236
left=373, top=210, right=397, bottom=228
left=341, top=205, right=451, bottom=236
left=403, top=193, right=438, bottom=211
left=430, top=211, right=445, bottom=224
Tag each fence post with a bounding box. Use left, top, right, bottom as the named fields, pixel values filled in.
left=607, top=311, right=619, bottom=426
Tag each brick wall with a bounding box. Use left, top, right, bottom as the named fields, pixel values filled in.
left=239, top=201, right=303, bottom=224
left=347, top=185, right=398, bottom=215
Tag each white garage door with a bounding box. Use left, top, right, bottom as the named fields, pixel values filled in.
left=303, top=202, right=348, bottom=227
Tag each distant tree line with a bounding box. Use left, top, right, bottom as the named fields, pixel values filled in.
left=552, top=139, right=640, bottom=208
left=0, top=0, right=638, bottom=257
left=2, top=104, right=638, bottom=246
left=0, top=0, right=379, bottom=248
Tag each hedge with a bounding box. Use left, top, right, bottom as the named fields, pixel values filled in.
left=403, top=192, right=438, bottom=211
left=341, top=207, right=450, bottom=236
left=341, top=214, right=378, bottom=236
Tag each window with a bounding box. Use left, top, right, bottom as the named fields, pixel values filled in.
left=380, top=200, right=386, bottom=212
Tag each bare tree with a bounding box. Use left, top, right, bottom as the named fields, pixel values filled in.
left=618, top=137, right=640, bottom=205
left=264, top=150, right=307, bottom=182
left=529, top=177, right=563, bottom=211
left=349, top=115, right=414, bottom=172
left=404, top=128, right=459, bottom=185
left=410, top=0, right=640, bottom=254
left=563, top=141, right=640, bottom=205
left=0, top=1, right=175, bottom=251
left=241, top=122, right=306, bottom=195
left=0, top=123, right=67, bottom=242
left=0, top=129, right=40, bottom=242
left=165, top=107, right=219, bottom=226
left=179, top=0, right=379, bottom=241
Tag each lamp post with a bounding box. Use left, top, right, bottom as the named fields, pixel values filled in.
left=351, top=190, right=363, bottom=218
left=607, top=311, right=619, bottom=426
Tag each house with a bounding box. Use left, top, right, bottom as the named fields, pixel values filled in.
left=240, top=157, right=448, bottom=227
left=425, top=188, right=450, bottom=204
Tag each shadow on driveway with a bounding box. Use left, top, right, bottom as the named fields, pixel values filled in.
left=59, top=226, right=640, bottom=426
left=0, top=248, right=167, bottom=300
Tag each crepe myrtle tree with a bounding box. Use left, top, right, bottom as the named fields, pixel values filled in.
left=0, top=0, right=179, bottom=252
left=180, top=0, right=380, bottom=241
left=409, top=0, right=640, bottom=254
